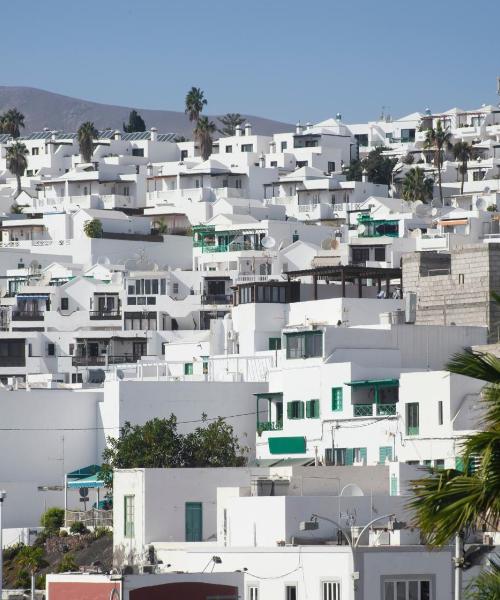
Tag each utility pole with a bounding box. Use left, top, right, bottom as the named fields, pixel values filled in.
left=453, top=532, right=464, bottom=600
left=0, top=490, right=6, bottom=600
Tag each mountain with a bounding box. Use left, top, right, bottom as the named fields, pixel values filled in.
left=0, top=86, right=292, bottom=138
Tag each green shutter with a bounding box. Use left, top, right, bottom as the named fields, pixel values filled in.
left=359, top=447, right=367, bottom=464
left=345, top=448, right=354, bottom=466
left=305, top=400, right=311, bottom=418
left=332, top=388, right=343, bottom=411
left=184, top=362, right=193, bottom=375
left=306, top=399, right=320, bottom=419
left=297, top=401, right=304, bottom=419
left=268, top=436, right=306, bottom=454
left=287, top=402, right=294, bottom=419
left=379, top=446, right=393, bottom=464
left=455, top=457, right=464, bottom=472
left=390, top=474, right=398, bottom=496
left=185, top=502, right=202, bottom=541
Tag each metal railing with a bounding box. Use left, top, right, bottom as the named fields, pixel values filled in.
left=257, top=420, right=283, bottom=435
left=201, top=294, right=232, bottom=305
left=0, top=356, right=26, bottom=367
left=376, top=403, right=397, bottom=416
left=65, top=508, right=113, bottom=528
left=353, top=404, right=373, bottom=417
left=72, top=354, right=142, bottom=366
left=89, top=310, right=122, bottom=320
left=12, top=311, right=44, bottom=321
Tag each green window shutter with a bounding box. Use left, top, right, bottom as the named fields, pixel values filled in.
left=287, top=402, right=294, bottom=419
left=185, top=502, right=203, bottom=541
left=359, top=447, right=367, bottom=464
left=306, top=400, right=320, bottom=419
left=379, top=446, right=393, bottom=464
left=455, top=457, right=464, bottom=472
left=305, top=400, right=311, bottom=418
left=313, top=399, right=320, bottom=418
left=332, top=388, right=343, bottom=411
left=297, top=401, right=305, bottom=419
left=390, top=474, right=398, bottom=496
left=345, top=448, right=354, bottom=466
left=184, top=362, right=193, bottom=375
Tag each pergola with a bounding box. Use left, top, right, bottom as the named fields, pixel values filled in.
left=285, top=265, right=403, bottom=300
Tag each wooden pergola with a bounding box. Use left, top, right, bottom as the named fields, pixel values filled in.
left=285, top=265, right=403, bottom=300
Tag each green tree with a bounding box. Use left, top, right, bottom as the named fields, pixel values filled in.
left=40, top=507, right=64, bottom=534
left=217, top=113, right=245, bottom=136
left=466, top=561, right=500, bottom=599
left=123, top=110, right=146, bottom=133
left=194, top=116, right=217, bottom=160
left=77, top=121, right=98, bottom=164
left=1, top=108, right=25, bottom=138
left=101, top=416, right=247, bottom=486
left=15, top=546, right=47, bottom=600
left=343, top=158, right=362, bottom=181
left=453, top=141, right=473, bottom=195
left=409, top=344, right=500, bottom=599
left=6, top=142, right=29, bottom=196
left=362, top=147, right=398, bottom=185
left=56, top=553, right=79, bottom=573
left=83, top=218, right=103, bottom=238
left=185, top=87, right=207, bottom=123
left=402, top=167, right=433, bottom=203
left=424, top=119, right=452, bottom=205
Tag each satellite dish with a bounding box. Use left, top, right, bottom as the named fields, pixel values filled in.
left=116, top=369, right=125, bottom=380
left=415, top=203, right=427, bottom=217
left=331, top=239, right=339, bottom=249
left=261, top=235, right=276, bottom=249
left=357, top=224, right=366, bottom=234
left=340, top=483, right=364, bottom=497
left=476, top=197, right=487, bottom=210
left=410, top=228, right=422, bottom=238
left=484, top=186, right=491, bottom=194
left=321, top=238, right=334, bottom=250
left=431, top=207, right=438, bottom=216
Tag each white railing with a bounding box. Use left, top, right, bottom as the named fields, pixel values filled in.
left=102, top=194, right=134, bottom=207
left=0, top=239, right=71, bottom=249
left=236, top=274, right=270, bottom=283
left=332, top=202, right=363, bottom=213
left=298, top=203, right=320, bottom=213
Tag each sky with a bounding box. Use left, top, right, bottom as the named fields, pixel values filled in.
left=3, top=0, right=500, bottom=124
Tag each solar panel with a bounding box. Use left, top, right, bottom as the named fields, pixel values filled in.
left=0, top=134, right=12, bottom=143
left=98, top=130, right=116, bottom=140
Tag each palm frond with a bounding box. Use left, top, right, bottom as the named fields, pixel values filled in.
left=446, top=349, right=500, bottom=383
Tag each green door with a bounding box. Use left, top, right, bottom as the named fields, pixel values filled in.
left=185, top=502, right=202, bottom=541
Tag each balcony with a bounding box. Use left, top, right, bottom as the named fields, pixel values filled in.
left=201, top=242, right=264, bottom=254
left=0, top=356, right=26, bottom=367
left=376, top=403, right=397, bottom=416
left=72, top=354, right=142, bottom=367
left=65, top=508, right=112, bottom=528
left=353, top=404, right=373, bottom=417
left=89, top=310, right=122, bottom=320
left=201, top=294, right=232, bottom=305
left=257, top=420, right=283, bottom=435
left=12, top=311, right=44, bottom=321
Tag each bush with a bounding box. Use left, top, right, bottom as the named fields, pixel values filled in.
left=40, top=507, right=64, bottom=534
left=83, top=218, right=103, bottom=238
left=69, top=521, right=89, bottom=535
left=33, top=530, right=49, bottom=547
left=36, top=573, right=46, bottom=589
left=15, top=568, right=30, bottom=589
left=59, top=529, right=69, bottom=537
left=93, top=526, right=111, bottom=539
left=3, top=542, right=24, bottom=561
left=57, top=553, right=79, bottom=573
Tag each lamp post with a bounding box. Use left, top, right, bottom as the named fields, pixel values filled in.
left=0, top=490, right=6, bottom=600
left=301, top=512, right=395, bottom=600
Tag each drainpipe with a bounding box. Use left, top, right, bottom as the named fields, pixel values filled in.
left=453, top=532, right=464, bottom=600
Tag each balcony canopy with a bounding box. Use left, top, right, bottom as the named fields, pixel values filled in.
left=66, top=464, right=106, bottom=489
left=346, top=378, right=399, bottom=387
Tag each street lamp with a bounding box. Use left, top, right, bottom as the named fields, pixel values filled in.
left=0, top=490, right=6, bottom=600
left=300, top=512, right=395, bottom=600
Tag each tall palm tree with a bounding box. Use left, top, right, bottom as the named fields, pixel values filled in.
left=1, top=108, right=25, bottom=138
left=217, top=113, right=245, bottom=136
left=453, top=141, right=473, bottom=195
left=409, top=343, right=500, bottom=598
left=402, top=167, right=433, bottom=203
left=16, top=545, right=47, bottom=600
left=77, top=121, right=98, bottom=164
left=424, top=119, right=452, bottom=206
left=194, top=116, right=216, bottom=160
left=6, top=142, right=29, bottom=196
left=185, top=87, right=207, bottom=123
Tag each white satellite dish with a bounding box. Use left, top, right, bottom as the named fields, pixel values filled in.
left=261, top=235, right=276, bottom=249
left=116, top=369, right=125, bottom=380
left=410, top=228, right=422, bottom=238
left=484, top=186, right=491, bottom=194
left=431, top=207, right=438, bottom=216
left=476, top=197, right=487, bottom=210
left=357, top=224, right=366, bottom=234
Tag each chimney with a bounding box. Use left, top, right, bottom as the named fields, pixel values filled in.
left=296, top=122, right=303, bottom=134
left=259, top=153, right=265, bottom=168
left=336, top=112, right=342, bottom=122
left=114, top=130, right=122, bottom=140
left=244, top=123, right=252, bottom=136
left=362, top=168, right=368, bottom=183
left=150, top=127, right=158, bottom=141
left=235, top=125, right=243, bottom=137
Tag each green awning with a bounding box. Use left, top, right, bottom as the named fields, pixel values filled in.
left=254, top=392, right=283, bottom=399
left=67, top=474, right=105, bottom=489
left=67, top=464, right=101, bottom=478
left=346, top=378, right=399, bottom=388
left=268, top=436, right=306, bottom=455
left=253, top=457, right=315, bottom=467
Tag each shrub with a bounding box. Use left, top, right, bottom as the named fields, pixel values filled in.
left=40, top=507, right=64, bottom=534
left=57, top=553, right=79, bottom=573
left=83, top=218, right=103, bottom=238
left=3, top=542, right=24, bottom=561
left=33, top=530, right=49, bottom=547
left=15, top=568, right=30, bottom=589
left=93, top=526, right=111, bottom=539
left=69, top=521, right=89, bottom=535
left=59, top=530, right=69, bottom=537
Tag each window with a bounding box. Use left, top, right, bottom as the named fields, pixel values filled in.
left=268, top=337, right=281, bottom=350
left=271, top=161, right=278, bottom=167
left=296, top=160, right=308, bottom=168
left=438, top=401, right=443, bottom=425
left=352, top=447, right=367, bottom=464
left=124, top=495, right=135, bottom=538
left=281, top=141, right=287, bottom=151
left=287, top=401, right=304, bottom=420
left=434, top=459, right=444, bottom=469
left=285, top=331, right=323, bottom=359
left=322, top=581, right=340, bottom=600
left=383, top=579, right=431, bottom=600
left=248, top=586, right=259, bottom=600
left=406, top=403, right=419, bottom=435
left=331, top=388, right=343, bottom=411
left=184, top=363, right=193, bottom=375
left=352, top=247, right=370, bottom=264
left=47, top=343, right=55, bottom=356
left=132, top=148, right=144, bottom=157
left=172, top=283, right=179, bottom=294
left=306, top=399, right=320, bottom=419
left=180, top=149, right=188, bottom=160
left=241, top=144, right=253, bottom=152
left=401, top=128, right=416, bottom=143
left=32, top=147, right=39, bottom=155
left=379, top=446, right=393, bottom=464
left=26, top=169, right=33, bottom=177
left=60, top=297, right=69, bottom=310
left=226, top=145, right=233, bottom=153
left=327, top=162, right=336, bottom=173
left=285, top=585, right=297, bottom=600
left=374, top=247, right=386, bottom=261
left=185, top=502, right=202, bottom=541
left=355, top=134, right=369, bottom=147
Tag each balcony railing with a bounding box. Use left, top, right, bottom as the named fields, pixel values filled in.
left=201, top=243, right=264, bottom=254
left=72, top=354, right=142, bottom=367
left=376, top=403, right=397, bottom=416
left=0, top=356, right=26, bottom=367
left=257, top=420, right=283, bottom=435
left=12, top=311, right=44, bottom=321
left=201, top=294, right=232, bottom=305
left=353, top=404, right=373, bottom=417
left=65, top=508, right=112, bottom=528
left=89, top=310, right=122, bottom=320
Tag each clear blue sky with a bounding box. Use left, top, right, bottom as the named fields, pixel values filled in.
left=4, top=0, right=500, bottom=123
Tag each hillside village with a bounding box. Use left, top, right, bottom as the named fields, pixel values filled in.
left=0, top=93, right=499, bottom=600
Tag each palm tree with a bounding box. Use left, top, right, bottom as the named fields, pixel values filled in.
left=217, top=113, right=245, bottom=136
left=1, top=108, right=25, bottom=138
left=185, top=87, right=207, bottom=123
left=453, top=141, right=473, bottom=195
left=6, top=142, right=29, bottom=196
left=409, top=343, right=500, bottom=598
left=77, top=121, right=98, bottom=164
left=424, top=119, right=452, bottom=206
left=194, top=116, right=216, bottom=160
left=16, top=545, right=47, bottom=600
left=402, top=167, right=433, bottom=203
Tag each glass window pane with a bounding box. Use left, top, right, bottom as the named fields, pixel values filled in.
left=384, top=582, right=394, bottom=600
left=420, top=581, right=430, bottom=600
left=396, top=581, right=406, bottom=600
left=409, top=581, right=418, bottom=600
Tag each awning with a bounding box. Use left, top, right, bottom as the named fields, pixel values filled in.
left=346, top=378, right=399, bottom=387
left=253, top=457, right=315, bottom=467
left=67, top=474, right=105, bottom=489
left=17, top=294, right=49, bottom=299
left=438, top=219, right=468, bottom=226
left=254, top=392, right=283, bottom=400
